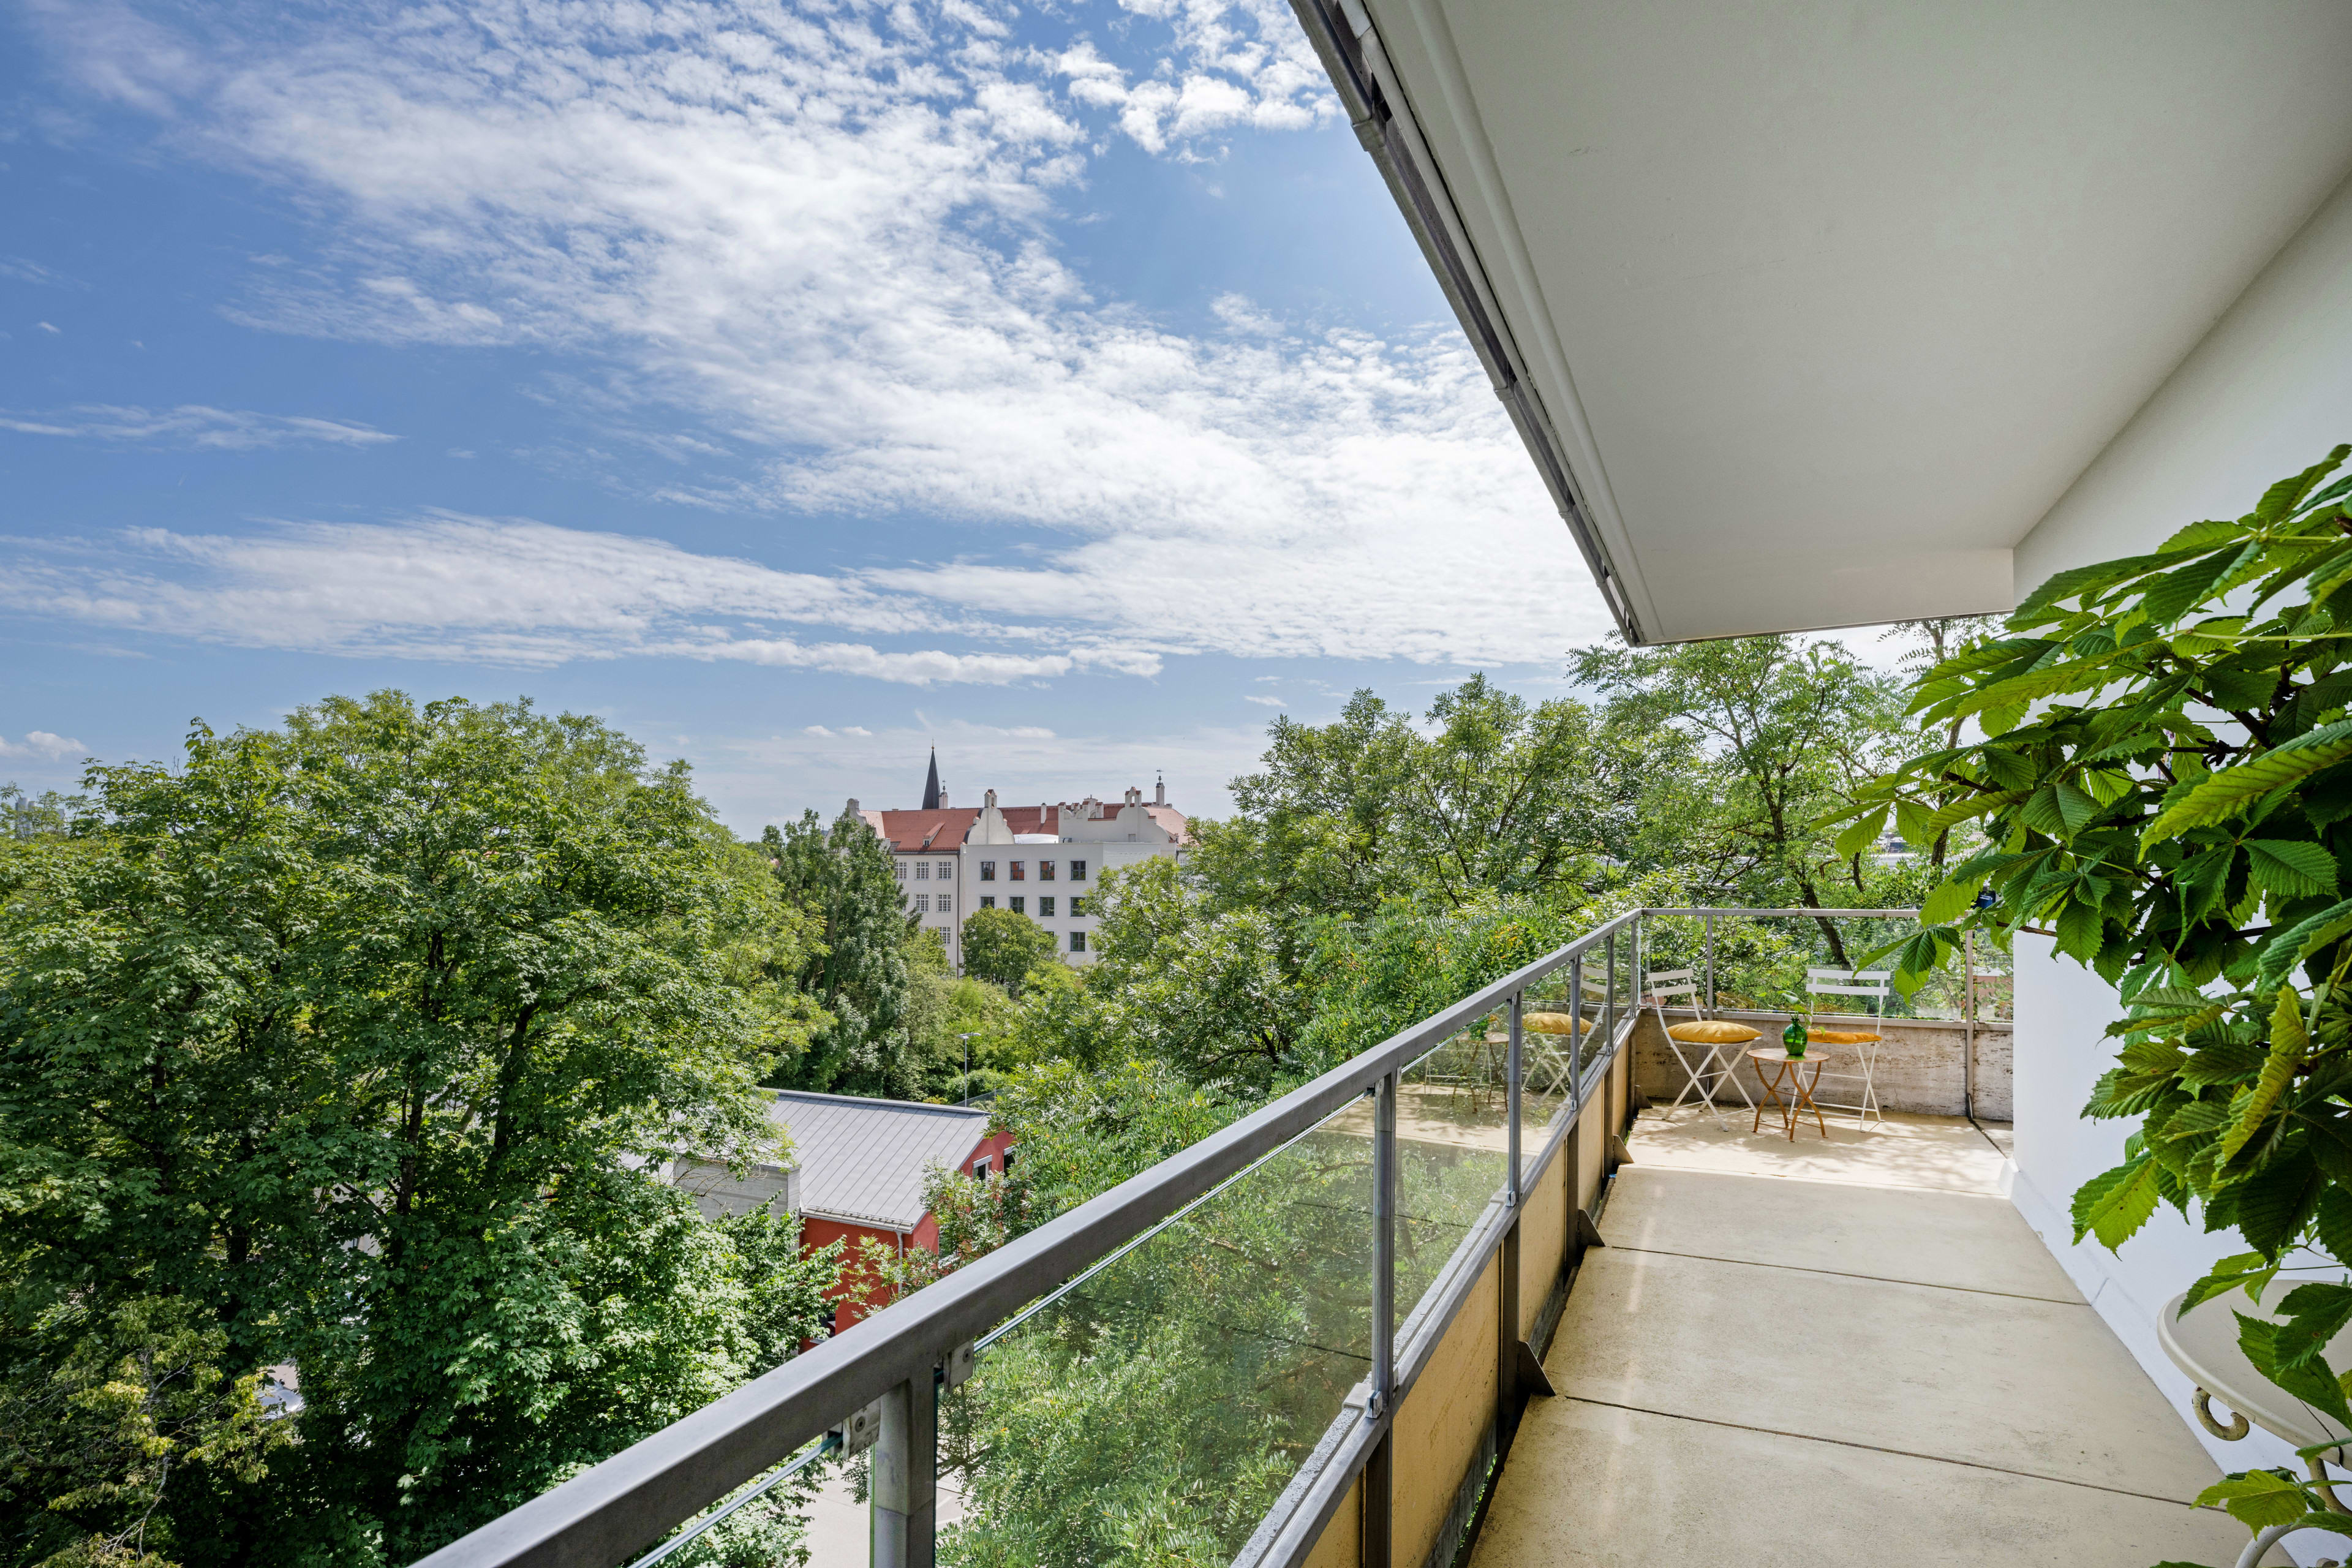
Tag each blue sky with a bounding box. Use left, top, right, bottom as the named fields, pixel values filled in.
left=1, top=0, right=1612, bottom=831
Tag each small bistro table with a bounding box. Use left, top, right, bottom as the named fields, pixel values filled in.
left=1748, top=1047, right=1833, bottom=1141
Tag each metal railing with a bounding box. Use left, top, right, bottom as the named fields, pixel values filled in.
left=409, top=906, right=1924, bottom=1568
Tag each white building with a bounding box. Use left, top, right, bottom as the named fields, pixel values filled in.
left=855, top=752, right=1189, bottom=968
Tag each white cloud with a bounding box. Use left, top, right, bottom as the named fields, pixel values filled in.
left=0, top=731, right=86, bottom=760
left=36, top=323, right=61, bottom=334
left=23, top=0, right=1612, bottom=679
left=0, top=404, right=396, bottom=450
left=1243, top=693, right=1284, bottom=706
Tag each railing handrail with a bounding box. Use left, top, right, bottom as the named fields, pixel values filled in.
left=407, top=902, right=1922, bottom=1568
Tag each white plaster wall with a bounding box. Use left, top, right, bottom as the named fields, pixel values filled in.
left=2006, top=168, right=2352, bottom=1561
left=2016, top=168, right=2352, bottom=594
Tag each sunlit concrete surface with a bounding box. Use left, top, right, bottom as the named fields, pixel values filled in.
left=1470, top=1109, right=2277, bottom=1567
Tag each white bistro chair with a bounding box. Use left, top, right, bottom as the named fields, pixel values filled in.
left=1803, top=968, right=1889, bottom=1130
left=1644, top=967, right=1757, bottom=1125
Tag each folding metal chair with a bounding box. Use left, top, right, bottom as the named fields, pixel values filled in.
left=1804, top=968, right=1889, bottom=1129
left=1645, top=967, right=1755, bottom=1125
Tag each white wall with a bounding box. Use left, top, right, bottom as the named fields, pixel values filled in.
left=2016, top=168, right=2352, bottom=594
left=2007, top=166, right=2352, bottom=1562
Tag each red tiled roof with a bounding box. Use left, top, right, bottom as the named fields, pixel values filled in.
left=865, top=808, right=978, bottom=850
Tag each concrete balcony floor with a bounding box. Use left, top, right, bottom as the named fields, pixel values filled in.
left=1472, top=1106, right=2275, bottom=1567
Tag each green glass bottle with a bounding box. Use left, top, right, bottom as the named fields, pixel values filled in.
left=1782, top=1014, right=1808, bottom=1058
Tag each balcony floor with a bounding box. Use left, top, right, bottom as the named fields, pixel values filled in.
left=1471, top=1107, right=2274, bottom=1567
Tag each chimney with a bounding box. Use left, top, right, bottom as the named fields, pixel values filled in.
left=1155, top=773, right=1166, bottom=807
left=846, top=797, right=859, bottom=815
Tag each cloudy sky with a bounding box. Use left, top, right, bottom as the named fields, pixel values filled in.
left=1, top=0, right=1613, bottom=829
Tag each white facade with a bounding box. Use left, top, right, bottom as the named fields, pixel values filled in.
left=864, top=780, right=1188, bottom=970
left=2002, top=171, right=2352, bottom=1561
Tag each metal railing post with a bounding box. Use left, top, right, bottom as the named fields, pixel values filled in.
left=1499, top=989, right=1524, bottom=1456
left=1963, top=928, right=1977, bottom=1121
left=1705, top=913, right=1716, bottom=1011
left=1604, top=932, right=1617, bottom=1060
left=870, top=1369, right=937, bottom=1568
left=1506, top=990, right=1523, bottom=1204
left=1568, top=955, right=1585, bottom=1100
left=1368, top=1070, right=1397, bottom=1568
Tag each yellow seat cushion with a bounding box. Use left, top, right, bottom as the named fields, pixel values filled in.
left=1523, top=1012, right=1580, bottom=1035
left=1667, top=1020, right=1760, bottom=1044
left=1806, top=1028, right=1881, bottom=1044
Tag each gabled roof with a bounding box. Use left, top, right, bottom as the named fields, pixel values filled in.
left=864, top=808, right=979, bottom=851
left=766, top=1090, right=990, bottom=1231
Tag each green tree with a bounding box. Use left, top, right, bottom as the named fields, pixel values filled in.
left=1194, top=678, right=1674, bottom=937
left=1845, top=445, right=2352, bottom=1546
left=902, top=929, right=1022, bottom=1099
left=764, top=806, right=915, bottom=1096
left=0, top=693, right=832, bottom=1566
left=958, top=908, right=1056, bottom=995
left=1572, top=635, right=1916, bottom=963
left=0, top=1297, right=287, bottom=1568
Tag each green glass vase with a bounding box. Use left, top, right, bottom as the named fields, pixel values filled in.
left=1782, top=1016, right=1808, bottom=1058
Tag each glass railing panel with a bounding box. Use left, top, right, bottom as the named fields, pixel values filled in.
left=1517, top=979, right=1579, bottom=1177
left=937, top=1093, right=1374, bottom=1568
left=1389, top=1031, right=1511, bottom=1330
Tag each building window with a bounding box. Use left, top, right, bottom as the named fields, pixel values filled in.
left=1039, top=896, right=1055, bottom=918
left=1039, top=859, right=1056, bottom=881
left=914, top=893, right=930, bottom=913
left=1003, top=1144, right=1018, bottom=1170
left=1070, top=895, right=1086, bottom=918
left=979, top=861, right=996, bottom=881
left=1069, top=931, right=1087, bottom=953
left=894, top=861, right=906, bottom=880
left=1010, top=860, right=1025, bottom=881
left=935, top=861, right=951, bottom=879
left=1010, top=896, right=1025, bottom=914
left=981, top=895, right=995, bottom=910
left=937, top=895, right=951, bottom=914
left=1069, top=859, right=1087, bottom=881
left=972, top=1156, right=992, bottom=1179
left=915, top=861, right=930, bottom=880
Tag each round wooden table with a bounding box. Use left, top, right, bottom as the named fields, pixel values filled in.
left=1747, top=1047, right=1832, bottom=1140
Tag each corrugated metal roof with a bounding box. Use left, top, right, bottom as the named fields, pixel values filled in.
left=767, top=1090, right=990, bottom=1231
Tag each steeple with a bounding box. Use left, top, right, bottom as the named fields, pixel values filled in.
left=922, top=747, right=943, bottom=811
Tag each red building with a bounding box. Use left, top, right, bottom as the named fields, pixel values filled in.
left=767, top=1090, right=1014, bottom=1333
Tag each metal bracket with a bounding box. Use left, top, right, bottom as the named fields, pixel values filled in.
left=835, top=1395, right=886, bottom=1456
left=945, top=1341, right=978, bottom=1390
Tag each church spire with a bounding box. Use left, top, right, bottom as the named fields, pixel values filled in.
left=922, top=747, right=943, bottom=811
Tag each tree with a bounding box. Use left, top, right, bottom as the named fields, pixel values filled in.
left=1845, top=445, right=2352, bottom=1544
left=902, top=929, right=1021, bottom=1100
left=958, top=908, right=1056, bottom=995
left=0, top=693, right=834, bottom=1566
left=764, top=806, right=916, bottom=1096
left=0, top=1297, right=287, bottom=1568
left=1194, top=679, right=1674, bottom=938
left=1572, top=635, right=1915, bottom=964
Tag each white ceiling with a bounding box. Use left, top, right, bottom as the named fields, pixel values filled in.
left=1348, top=0, right=2352, bottom=642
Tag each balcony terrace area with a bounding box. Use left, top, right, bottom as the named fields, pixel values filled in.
left=417, top=908, right=2289, bottom=1568
left=1477, top=1106, right=2265, bottom=1567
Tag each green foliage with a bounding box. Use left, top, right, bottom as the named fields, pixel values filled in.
left=957, top=907, right=1058, bottom=996
left=0, top=693, right=838, bottom=1567
left=1572, top=633, right=1928, bottom=966
left=764, top=805, right=916, bottom=1095
left=1843, top=447, right=2352, bottom=1542
left=902, top=930, right=1022, bottom=1099
left=0, top=1296, right=287, bottom=1568
left=1193, top=676, right=1673, bottom=929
